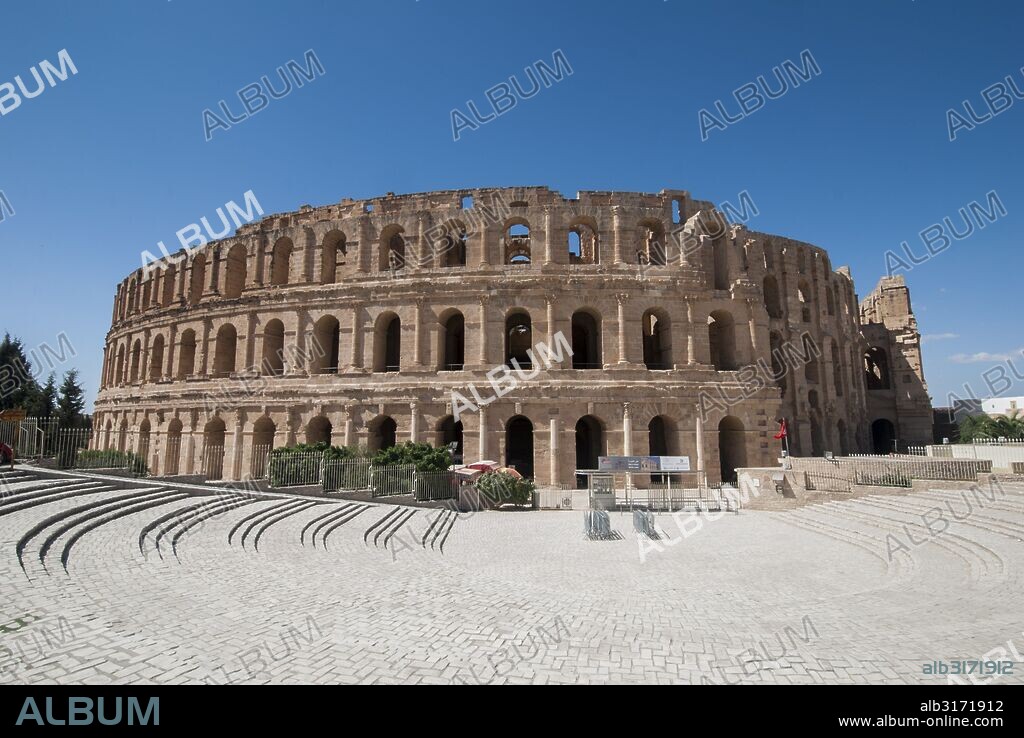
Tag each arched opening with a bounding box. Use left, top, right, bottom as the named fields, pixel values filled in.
left=505, top=311, right=533, bottom=367
left=712, top=238, right=729, bottom=290
left=638, top=219, right=666, bottom=266
left=826, top=284, right=836, bottom=316
left=871, top=418, right=896, bottom=454
left=203, top=418, right=226, bottom=479
left=504, top=221, right=531, bottom=264
left=837, top=419, right=849, bottom=456
left=368, top=416, right=397, bottom=451
left=138, top=419, right=151, bottom=467
left=441, top=311, right=465, bottom=370
left=797, top=279, right=812, bottom=323
left=648, top=415, right=677, bottom=485
left=189, top=254, right=206, bottom=305
left=252, top=416, right=277, bottom=478
left=306, top=416, right=332, bottom=446
left=437, top=222, right=467, bottom=268
left=141, top=280, right=151, bottom=311
left=568, top=221, right=598, bottom=264
left=149, top=335, right=165, bottom=381
left=810, top=413, right=825, bottom=456
left=769, top=330, right=786, bottom=396
left=313, top=315, right=341, bottom=374
left=213, top=324, right=237, bottom=377
left=708, top=311, right=737, bottom=371
left=262, top=319, right=285, bottom=375
left=177, top=329, right=196, bottom=379
left=118, top=420, right=128, bottom=453
left=129, top=340, right=142, bottom=383
left=575, top=415, right=605, bottom=488
left=115, top=344, right=125, bottom=385
left=763, top=275, right=783, bottom=319
left=718, top=416, right=747, bottom=484
left=374, top=313, right=401, bottom=372
left=798, top=248, right=807, bottom=274
left=438, top=416, right=464, bottom=463
left=380, top=226, right=406, bottom=272
left=165, top=418, right=182, bottom=476
left=321, top=230, right=346, bottom=283
left=864, top=347, right=892, bottom=390
left=642, top=309, right=671, bottom=370
left=224, top=244, right=247, bottom=299
left=505, top=416, right=534, bottom=480
left=805, top=354, right=820, bottom=384
left=161, top=264, right=176, bottom=306
left=571, top=310, right=602, bottom=369
left=271, top=238, right=293, bottom=286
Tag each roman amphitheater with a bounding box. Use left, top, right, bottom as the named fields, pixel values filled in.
left=92, top=187, right=933, bottom=486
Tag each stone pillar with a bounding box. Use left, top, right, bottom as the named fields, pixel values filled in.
left=165, top=324, right=177, bottom=379
left=230, top=410, right=245, bottom=481
left=613, top=207, right=624, bottom=265
left=199, top=320, right=211, bottom=376
left=478, top=405, right=488, bottom=460
left=418, top=213, right=432, bottom=269
left=695, top=407, right=706, bottom=485
left=409, top=402, right=419, bottom=443
left=413, top=299, right=424, bottom=367
left=204, top=248, right=219, bottom=296
left=747, top=299, right=760, bottom=363
left=478, top=295, right=490, bottom=365
left=544, top=208, right=554, bottom=265
left=349, top=303, right=363, bottom=371
left=294, top=309, right=309, bottom=376
left=617, top=293, right=628, bottom=365
left=686, top=300, right=696, bottom=365
left=549, top=415, right=560, bottom=487
left=343, top=409, right=353, bottom=447
left=357, top=216, right=371, bottom=273
left=622, top=402, right=632, bottom=456
left=546, top=297, right=560, bottom=369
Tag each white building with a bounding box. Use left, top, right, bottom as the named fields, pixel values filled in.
left=983, top=396, right=1024, bottom=417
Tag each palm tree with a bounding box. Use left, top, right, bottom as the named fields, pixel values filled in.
left=959, top=409, right=1024, bottom=442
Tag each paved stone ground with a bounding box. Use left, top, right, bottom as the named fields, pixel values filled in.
left=1, top=467, right=1023, bottom=685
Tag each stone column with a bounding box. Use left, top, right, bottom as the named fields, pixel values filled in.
left=684, top=299, right=695, bottom=365
left=230, top=410, right=245, bottom=481
left=617, top=293, right=628, bottom=365
left=357, top=216, right=371, bottom=273
left=418, top=213, right=432, bottom=269
left=695, top=407, right=706, bottom=486
left=343, top=408, right=354, bottom=447
left=747, top=299, right=760, bottom=364
left=478, top=295, right=490, bottom=365
left=349, top=303, right=363, bottom=371
left=544, top=208, right=554, bottom=265
left=478, top=405, right=488, bottom=460
left=413, top=298, right=424, bottom=367
left=613, top=207, right=625, bottom=265
left=549, top=416, right=560, bottom=487
left=409, top=402, right=420, bottom=443
left=204, top=248, right=219, bottom=296
left=622, top=402, right=632, bottom=456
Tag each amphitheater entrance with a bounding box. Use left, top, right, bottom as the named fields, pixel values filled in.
left=718, top=416, right=746, bottom=484
left=438, top=416, right=464, bottom=463
left=871, top=418, right=896, bottom=454
left=505, top=416, right=534, bottom=479
left=571, top=311, right=602, bottom=369
left=203, top=418, right=226, bottom=480
left=306, top=416, right=332, bottom=446
left=575, top=415, right=605, bottom=488
left=369, top=416, right=397, bottom=452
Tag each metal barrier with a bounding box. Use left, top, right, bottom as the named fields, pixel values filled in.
left=584, top=510, right=616, bottom=540
left=322, top=459, right=372, bottom=493
left=414, top=471, right=459, bottom=502
left=202, top=445, right=225, bottom=480
left=371, top=464, right=416, bottom=497
left=633, top=509, right=656, bottom=538
left=250, top=444, right=271, bottom=480
left=268, top=451, right=325, bottom=488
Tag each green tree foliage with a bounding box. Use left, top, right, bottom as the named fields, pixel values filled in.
left=958, top=410, right=1024, bottom=442
left=0, top=332, right=42, bottom=411
left=27, top=373, right=58, bottom=418
left=56, top=369, right=87, bottom=428
left=371, top=441, right=451, bottom=472
left=475, top=470, right=536, bottom=507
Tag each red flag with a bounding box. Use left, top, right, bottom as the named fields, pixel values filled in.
left=774, top=419, right=788, bottom=440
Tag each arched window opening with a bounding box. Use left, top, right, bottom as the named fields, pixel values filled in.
left=718, top=416, right=747, bottom=485
left=797, top=279, right=812, bottom=323
left=441, top=312, right=465, bottom=371
left=505, top=222, right=531, bottom=265
left=712, top=238, right=729, bottom=290
left=161, top=264, right=177, bottom=306
left=505, top=312, right=533, bottom=368
left=271, top=238, right=293, bottom=286
left=871, top=418, right=896, bottom=454
left=129, top=340, right=142, bottom=383
left=213, top=324, right=237, bottom=377
left=369, top=416, right=397, bottom=451
left=165, top=419, right=183, bottom=476
left=306, top=416, right=332, bottom=446
left=574, top=415, right=605, bottom=489
left=189, top=254, right=206, bottom=305
left=708, top=311, right=737, bottom=371
left=837, top=420, right=849, bottom=456
left=571, top=311, right=602, bottom=369
left=438, top=416, right=464, bottom=464
left=505, top=416, right=534, bottom=480
left=251, top=416, right=277, bottom=478
left=864, top=347, right=892, bottom=390
left=642, top=310, right=672, bottom=370
left=321, top=231, right=346, bottom=284
left=374, top=314, right=401, bottom=372
left=638, top=220, right=666, bottom=266
left=177, top=330, right=196, bottom=379
left=438, top=223, right=467, bottom=268
left=224, top=244, right=247, bottom=299
left=203, top=418, right=226, bottom=479
left=149, top=335, right=165, bottom=381
left=115, top=345, right=126, bottom=385
left=568, top=222, right=598, bottom=264
left=313, top=316, right=341, bottom=374
left=763, top=275, right=783, bottom=319
left=262, top=320, right=286, bottom=376
left=826, top=284, right=836, bottom=316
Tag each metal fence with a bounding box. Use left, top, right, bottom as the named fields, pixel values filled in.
left=789, top=455, right=992, bottom=488
left=370, top=464, right=416, bottom=498
left=323, top=459, right=372, bottom=493
left=202, top=445, right=225, bottom=480
left=250, top=444, right=271, bottom=480
left=414, top=471, right=459, bottom=502
left=267, top=451, right=325, bottom=488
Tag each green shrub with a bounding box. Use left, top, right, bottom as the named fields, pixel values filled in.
left=475, top=471, right=535, bottom=507
left=75, top=449, right=148, bottom=476
left=371, top=442, right=451, bottom=472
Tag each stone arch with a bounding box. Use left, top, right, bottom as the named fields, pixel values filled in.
left=505, top=415, right=534, bottom=479
left=837, top=419, right=849, bottom=456
left=648, top=415, right=678, bottom=456
left=373, top=312, right=401, bottom=372
left=213, top=324, right=237, bottom=377
left=224, top=243, right=247, bottom=299
left=638, top=218, right=666, bottom=266
left=571, top=309, right=602, bottom=369
left=262, top=319, right=286, bottom=376
left=203, top=417, right=226, bottom=479
left=161, top=264, right=177, bottom=306
left=306, top=415, right=333, bottom=445
left=568, top=218, right=599, bottom=264
left=437, top=415, right=464, bottom=462
left=763, top=274, right=783, bottom=319
left=312, top=315, right=341, bottom=374
left=712, top=237, right=729, bottom=290
left=797, top=279, right=812, bottom=323
left=505, top=310, right=533, bottom=367
left=138, top=418, right=152, bottom=462
left=115, top=343, right=126, bottom=385
left=253, top=416, right=277, bottom=449
left=439, top=309, right=465, bottom=370
left=436, top=220, right=467, bottom=268
left=575, top=414, right=606, bottom=488
left=642, top=308, right=672, bottom=370
left=271, top=237, right=293, bottom=286
left=177, top=329, right=197, bottom=379
left=380, top=225, right=406, bottom=272
left=149, top=334, right=165, bottom=381
left=504, top=218, right=532, bottom=265
left=189, top=254, right=206, bottom=305
left=368, top=415, right=397, bottom=451
left=871, top=418, right=896, bottom=454
left=165, top=418, right=182, bottom=476
left=864, top=347, right=892, bottom=390
left=718, top=416, right=747, bottom=484
left=129, top=339, right=142, bottom=383
left=321, top=230, right=346, bottom=283
left=708, top=310, right=737, bottom=371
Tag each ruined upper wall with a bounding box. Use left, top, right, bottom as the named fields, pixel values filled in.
left=859, top=275, right=917, bottom=331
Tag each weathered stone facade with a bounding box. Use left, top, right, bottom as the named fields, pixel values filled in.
left=92, top=187, right=932, bottom=485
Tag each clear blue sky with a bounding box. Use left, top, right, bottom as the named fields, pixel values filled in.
left=1, top=0, right=1020, bottom=411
